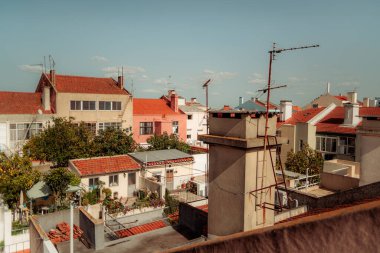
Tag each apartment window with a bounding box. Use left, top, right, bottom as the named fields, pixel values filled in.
left=82, top=101, right=96, bottom=110
left=98, top=122, right=122, bottom=132
left=70, top=101, right=81, bottom=110
left=316, top=136, right=337, bottom=153
left=99, top=101, right=111, bottom=110
left=140, top=122, right=153, bottom=135
left=187, top=134, right=191, bottom=139
left=89, top=177, right=99, bottom=189
left=109, top=175, right=119, bottom=186
left=112, top=101, right=122, bottom=110
left=339, top=137, right=355, bottom=155
left=187, top=115, right=193, bottom=120
left=9, top=123, right=43, bottom=149
left=172, top=121, right=179, bottom=134
left=83, top=123, right=97, bottom=135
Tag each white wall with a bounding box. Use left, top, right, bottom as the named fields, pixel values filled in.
left=193, top=153, right=207, bottom=174
left=81, top=171, right=140, bottom=198
left=186, top=111, right=207, bottom=146
left=359, top=135, right=380, bottom=185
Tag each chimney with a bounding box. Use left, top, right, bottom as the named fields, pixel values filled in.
left=168, top=90, right=175, bottom=97
left=326, top=82, right=331, bottom=94
left=191, top=98, right=197, bottom=103
left=239, top=97, right=244, bottom=107
left=49, top=70, right=56, bottom=85
left=170, top=92, right=178, bottom=112
left=363, top=97, right=370, bottom=107
left=223, top=105, right=231, bottom=111
left=369, top=99, right=376, bottom=107
left=117, top=76, right=124, bottom=89
left=280, top=100, right=293, bottom=121
left=343, top=103, right=360, bottom=126
left=347, top=91, right=358, bottom=104
left=42, top=86, right=51, bottom=111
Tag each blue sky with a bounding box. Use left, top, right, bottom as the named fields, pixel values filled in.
left=0, top=1, right=379, bottom=108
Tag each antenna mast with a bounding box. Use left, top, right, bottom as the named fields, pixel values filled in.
left=257, top=43, right=319, bottom=211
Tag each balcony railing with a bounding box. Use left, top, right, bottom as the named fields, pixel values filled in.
left=357, top=125, right=380, bottom=134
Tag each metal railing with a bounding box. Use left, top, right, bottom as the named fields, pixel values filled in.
left=0, top=241, right=29, bottom=253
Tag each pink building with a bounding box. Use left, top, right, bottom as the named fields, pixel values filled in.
left=133, top=91, right=187, bottom=144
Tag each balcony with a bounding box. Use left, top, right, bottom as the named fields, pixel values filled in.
left=357, top=125, right=380, bottom=134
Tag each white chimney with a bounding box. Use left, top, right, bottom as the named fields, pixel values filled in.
left=369, top=99, right=376, bottom=107
left=280, top=100, right=293, bottom=121
left=42, top=86, right=51, bottom=111
left=347, top=91, right=357, bottom=104
left=239, top=97, right=244, bottom=107
left=326, top=82, right=330, bottom=94
left=191, top=97, right=197, bottom=103
left=343, top=103, right=360, bottom=126
left=363, top=97, right=370, bottom=107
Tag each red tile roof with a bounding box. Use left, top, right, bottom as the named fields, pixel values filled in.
left=196, top=204, right=208, bottom=213
left=0, top=91, right=52, bottom=114
left=49, top=74, right=129, bottom=95
left=146, top=157, right=194, bottom=167
left=71, top=155, right=141, bottom=176
left=334, top=95, right=348, bottom=101
left=255, top=99, right=278, bottom=109
left=115, top=220, right=167, bottom=238
left=292, top=105, right=302, bottom=112
left=278, top=107, right=325, bottom=127
left=359, top=107, right=380, bottom=117
left=133, top=98, right=183, bottom=115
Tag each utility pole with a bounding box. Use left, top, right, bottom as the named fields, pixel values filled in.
left=258, top=43, right=319, bottom=207
left=202, top=79, right=212, bottom=197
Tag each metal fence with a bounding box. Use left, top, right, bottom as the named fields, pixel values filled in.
left=0, top=241, right=29, bottom=253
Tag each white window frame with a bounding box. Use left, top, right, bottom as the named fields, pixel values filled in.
left=82, top=101, right=96, bottom=110
left=316, top=136, right=338, bottom=153
left=109, top=174, right=119, bottom=187
left=70, top=100, right=82, bottom=110
left=172, top=121, right=179, bottom=134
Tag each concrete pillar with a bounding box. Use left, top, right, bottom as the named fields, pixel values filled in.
left=199, top=111, right=287, bottom=236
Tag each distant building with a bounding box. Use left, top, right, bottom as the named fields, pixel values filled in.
left=235, top=96, right=279, bottom=112
left=177, top=97, right=207, bottom=146
left=69, top=155, right=141, bottom=198
left=133, top=90, right=187, bottom=145
left=0, top=70, right=133, bottom=153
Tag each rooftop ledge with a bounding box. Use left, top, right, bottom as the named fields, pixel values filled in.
left=198, top=134, right=287, bottom=149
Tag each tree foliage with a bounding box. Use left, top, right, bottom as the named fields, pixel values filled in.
left=23, top=117, right=93, bottom=167
left=44, top=167, right=80, bottom=206
left=0, top=153, right=40, bottom=210
left=147, top=132, right=190, bottom=153
left=93, top=128, right=136, bottom=156
left=285, top=144, right=324, bottom=175
left=23, top=117, right=137, bottom=166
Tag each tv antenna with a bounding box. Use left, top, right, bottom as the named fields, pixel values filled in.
left=48, top=55, right=55, bottom=70
left=255, top=42, right=320, bottom=212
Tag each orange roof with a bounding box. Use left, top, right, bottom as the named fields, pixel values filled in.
left=334, top=95, right=348, bottom=101
left=71, top=155, right=141, bottom=176
left=255, top=99, right=278, bottom=109
left=278, top=107, right=325, bottom=127
left=133, top=98, right=183, bottom=115
left=292, top=105, right=302, bottom=112
left=360, top=107, right=380, bottom=117
left=115, top=220, right=167, bottom=238
left=49, top=74, right=129, bottom=95
left=0, top=91, right=52, bottom=114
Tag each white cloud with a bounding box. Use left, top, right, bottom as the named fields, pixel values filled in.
left=248, top=73, right=266, bottom=85
left=141, top=88, right=161, bottom=94
left=91, top=55, right=108, bottom=63
left=102, top=65, right=146, bottom=77
left=19, top=64, right=43, bottom=73
left=337, top=81, right=359, bottom=87
left=153, top=78, right=167, bottom=85
left=245, top=91, right=256, bottom=95
left=203, top=69, right=238, bottom=81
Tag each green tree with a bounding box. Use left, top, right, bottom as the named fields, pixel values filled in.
left=93, top=128, right=136, bottom=156
left=44, top=167, right=80, bottom=207
left=147, top=132, right=190, bottom=153
left=23, top=117, right=94, bottom=167
left=164, top=189, right=179, bottom=215
left=285, top=144, right=324, bottom=176
left=0, top=153, right=40, bottom=210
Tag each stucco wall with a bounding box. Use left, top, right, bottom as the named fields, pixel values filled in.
left=320, top=172, right=359, bottom=191
left=185, top=111, right=207, bottom=144
left=133, top=114, right=187, bottom=144
left=359, top=134, right=380, bottom=185
left=166, top=199, right=380, bottom=253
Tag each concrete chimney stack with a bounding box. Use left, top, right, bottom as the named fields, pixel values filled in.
left=191, top=98, right=197, bottom=103
left=170, top=92, right=178, bottom=112
left=42, top=86, right=51, bottom=111
left=280, top=100, right=293, bottom=122
left=344, top=103, right=360, bottom=126
left=49, top=70, right=56, bottom=85
left=326, top=82, right=331, bottom=94
left=347, top=91, right=358, bottom=104
left=363, top=97, right=370, bottom=107
left=117, top=76, right=124, bottom=89
left=239, top=97, right=244, bottom=107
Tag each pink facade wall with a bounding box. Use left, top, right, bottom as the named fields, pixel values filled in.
left=133, top=114, right=187, bottom=144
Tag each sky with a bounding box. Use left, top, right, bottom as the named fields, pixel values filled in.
left=0, top=0, right=379, bottom=108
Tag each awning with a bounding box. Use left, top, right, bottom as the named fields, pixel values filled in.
left=26, top=181, right=81, bottom=200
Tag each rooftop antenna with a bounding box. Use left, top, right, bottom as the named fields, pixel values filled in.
left=167, top=75, right=172, bottom=91
left=44, top=56, right=47, bottom=73
left=48, top=55, right=55, bottom=71
left=254, top=42, right=319, bottom=216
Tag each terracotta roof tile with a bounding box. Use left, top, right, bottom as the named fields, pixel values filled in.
left=278, top=107, right=325, bottom=127
left=50, top=74, right=129, bottom=95
left=133, top=98, right=183, bottom=115
left=359, top=107, right=380, bottom=117
left=0, top=91, right=52, bottom=114
left=71, top=155, right=141, bottom=176
left=115, top=220, right=167, bottom=238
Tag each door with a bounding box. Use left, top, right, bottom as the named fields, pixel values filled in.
left=128, top=173, right=136, bottom=197
left=166, top=169, right=174, bottom=191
